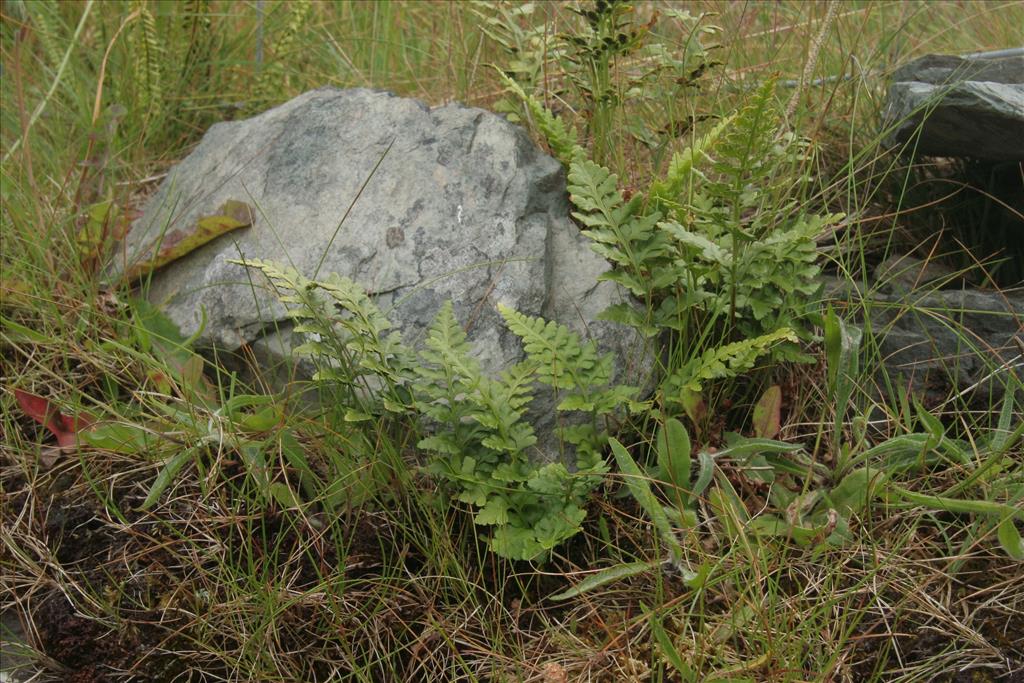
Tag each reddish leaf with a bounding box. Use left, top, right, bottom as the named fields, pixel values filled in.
left=14, top=388, right=95, bottom=451
left=14, top=389, right=65, bottom=439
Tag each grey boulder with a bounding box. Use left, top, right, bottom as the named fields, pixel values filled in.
left=116, top=87, right=650, bottom=459
left=884, top=53, right=1024, bottom=161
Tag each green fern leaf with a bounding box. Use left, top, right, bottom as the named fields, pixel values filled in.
left=490, top=525, right=545, bottom=561
left=498, top=304, right=603, bottom=390
left=498, top=72, right=582, bottom=165
left=665, top=328, right=797, bottom=398
left=647, top=113, right=735, bottom=215
left=131, top=0, right=165, bottom=120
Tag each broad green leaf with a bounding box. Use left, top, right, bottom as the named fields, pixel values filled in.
left=648, top=608, right=697, bottom=681
left=238, top=405, right=281, bottom=432
left=913, top=399, right=945, bottom=443
left=717, top=435, right=802, bottom=459
left=268, top=481, right=302, bottom=509
left=82, top=422, right=156, bottom=454
left=988, top=386, right=1018, bottom=453
left=709, top=474, right=749, bottom=539
left=221, top=393, right=275, bottom=414
left=739, top=454, right=775, bottom=484
left=827, top=467, right=886, bottom=517
left=611, top=438, right=682, bottom=560
left=692, top=450, right=715, bottom=500
left=1, top=315, right=52, bottom=343
left=549, top=560, right=659, bottom=601
left=656, top=418, right=691, bottom=495
left=238, top=440, right=271, bottom=497
left=279, top=430, right=320, bottom=500
left=997, top=518, right=1024, bottom=560
left=889, top=485, right=1024, bottom=520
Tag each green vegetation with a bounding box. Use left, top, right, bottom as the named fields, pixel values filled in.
left=2, top=1, right=1021, bottom=681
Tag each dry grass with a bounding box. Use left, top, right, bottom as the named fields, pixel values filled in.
left=3, top=2, right=1022, bottom=681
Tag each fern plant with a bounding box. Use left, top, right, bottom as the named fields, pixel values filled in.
left=507, top=76, right=841, bottom=415
left=251, top=0, right=315, bottom=112
left=233, top=260, right=645, bottom=561
left=229, top=258, right=416, bottom=418
left=130, top=0, right=166, bottom=125
left=480, top=0, right=720, bottom=168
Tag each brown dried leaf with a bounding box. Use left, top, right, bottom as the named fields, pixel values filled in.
left=752, top=384, right=782, bottom=439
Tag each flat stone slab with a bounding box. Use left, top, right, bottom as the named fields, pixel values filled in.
left=884, top=53, right=1024, bottom=161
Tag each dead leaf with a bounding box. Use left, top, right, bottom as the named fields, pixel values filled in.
left=38, top=445, right=73, bottom=468
left=752, top=385, right=782, bottom=439
left=124, top=199, right=254, bottom=282
left=541, top=662, right=568, bottom=683
left=679, top=389, right=706, bottom=426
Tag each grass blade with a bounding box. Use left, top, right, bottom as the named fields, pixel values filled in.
left=611, top=437, right=682, bottom=560
left=549, top=560, right=659, bottom=601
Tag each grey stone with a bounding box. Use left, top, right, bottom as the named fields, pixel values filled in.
left=884, top=53, right=1024, bottom=161
left=872, top=254, right=959, bottom=296
left=116, top=87, right=651, bottom=460
left=868, top=286, right=1021, bottom=400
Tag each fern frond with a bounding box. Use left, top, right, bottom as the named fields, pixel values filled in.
left=252, top=0, right=314, bottom=109
left=498, top=72, right=583, bottom=165
left=26, top=0, right=65, bottom=70
left=647, top=113, right=735, bottom=215
left=498, top=304, right=602, bottom=390
left=710, top=76, right=780, bottom=173
left=664, top=328, right=797, bottom=398
left=177, top=0, right=213, bottom=85
left=418, top=300, right=478, bottom=382
left=229, top=258, right=314, bottom=296
left=567, top=158, right=669, bottom=295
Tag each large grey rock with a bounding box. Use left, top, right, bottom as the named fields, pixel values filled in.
left=884, top=53, right=1024, bottom=161
left=117, top=87, right=650, bottom=459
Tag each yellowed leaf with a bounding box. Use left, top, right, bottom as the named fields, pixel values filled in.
left=124, top=200, right=254, bottom=282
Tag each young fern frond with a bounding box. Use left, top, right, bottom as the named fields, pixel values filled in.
left=498, top=72, right=583, bottom=166
left=664, top=328, right=798, bottom=400
left=647, top=113, right=735, bottom=217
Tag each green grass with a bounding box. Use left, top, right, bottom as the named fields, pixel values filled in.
left=3, top=2, right=1023, bottom=682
